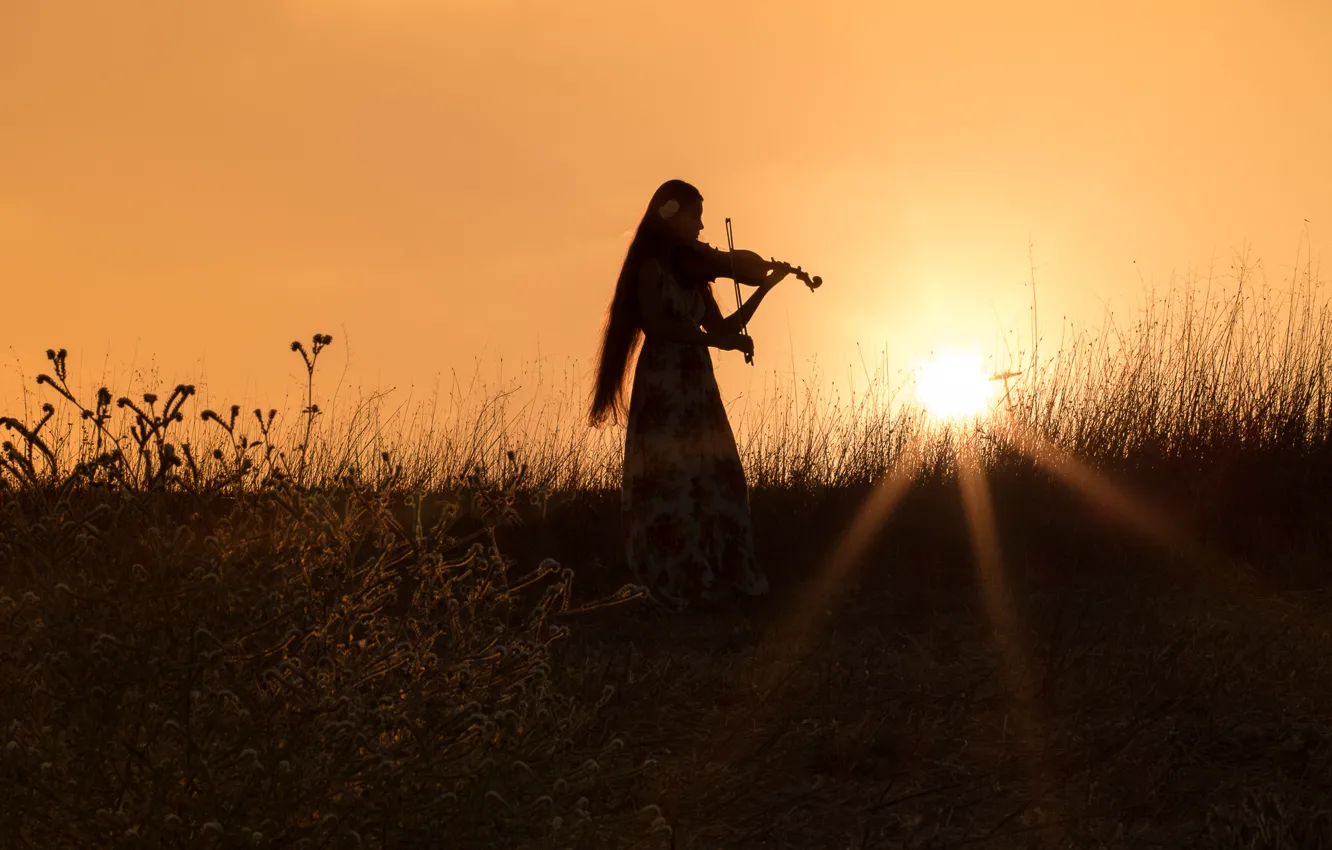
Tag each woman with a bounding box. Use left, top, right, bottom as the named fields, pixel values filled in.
left=589, top=179, right=794, bottom=610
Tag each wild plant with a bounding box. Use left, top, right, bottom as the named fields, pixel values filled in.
left=0, top=334, right=660, bottom=849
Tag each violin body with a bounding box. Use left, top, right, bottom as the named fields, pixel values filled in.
left=674, top=241, right=822, bottom=292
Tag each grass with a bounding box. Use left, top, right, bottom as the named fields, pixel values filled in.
left=2, top=252, right=1332, bottom=847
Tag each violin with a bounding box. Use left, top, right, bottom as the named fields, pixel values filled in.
left=679, top=241, right=823, bottom=292
left=781, top=262, right=822, bottom=292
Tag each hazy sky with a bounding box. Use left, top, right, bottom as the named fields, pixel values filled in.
left=2, top=0, right=1329, bottom=415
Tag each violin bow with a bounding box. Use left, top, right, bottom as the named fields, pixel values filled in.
left=724, top=217, right=753, bottom=365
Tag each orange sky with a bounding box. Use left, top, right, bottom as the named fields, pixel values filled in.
left=2, top=0, right=1329, bottom=417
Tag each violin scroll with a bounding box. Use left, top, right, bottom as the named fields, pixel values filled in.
left=773, top=259, right=823, bottom=292
left=794, top=266, right=822, bottom=291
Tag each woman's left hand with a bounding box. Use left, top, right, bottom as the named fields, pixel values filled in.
left=762, top=260, right=793, bottom=288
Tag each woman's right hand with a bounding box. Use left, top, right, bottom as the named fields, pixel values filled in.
left=721, top=333, right=755, bottom=359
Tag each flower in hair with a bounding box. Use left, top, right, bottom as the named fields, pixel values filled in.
left=657, top=199, right=680, bottom=219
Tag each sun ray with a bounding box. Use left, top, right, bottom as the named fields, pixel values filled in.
left=704, top=446, right=926, bottom=764
left=957, top=443, right=1059, bottom=820
left=1002, top=420, right=1256, bottom=594
left=755, top=445, right=925, bottom=689
left=957, top=448, right=1027, bottom=695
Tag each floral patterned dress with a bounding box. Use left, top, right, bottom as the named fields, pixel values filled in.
left=622, top=255, right=769, bottom=610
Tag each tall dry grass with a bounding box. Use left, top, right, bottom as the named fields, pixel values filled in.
left=5, top=254, right=1328, bottom=497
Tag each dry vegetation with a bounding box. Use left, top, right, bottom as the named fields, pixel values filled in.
left=3, top=254, right=1332, bottom=848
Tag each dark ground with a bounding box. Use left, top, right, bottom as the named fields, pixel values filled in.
left=495, top=464, right=1332, bottom=848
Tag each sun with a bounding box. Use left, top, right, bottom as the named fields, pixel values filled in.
left=914, top=349, right=993, bottom=420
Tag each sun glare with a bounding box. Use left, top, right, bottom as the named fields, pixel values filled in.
left=915, top=350, right=992, bottom=420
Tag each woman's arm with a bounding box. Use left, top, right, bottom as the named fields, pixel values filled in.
left=639, top=261, right=748, bottom=352
left=701, top=264, right=793, bottom=335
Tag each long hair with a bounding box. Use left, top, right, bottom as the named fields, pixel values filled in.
left=589, top=179, right=703, bottom=427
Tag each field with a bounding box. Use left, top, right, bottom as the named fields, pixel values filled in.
left=3, top=257, right=1332, bottom=848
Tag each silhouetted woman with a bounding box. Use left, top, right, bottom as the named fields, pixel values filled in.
left=590, top=179, right=794, bottom=610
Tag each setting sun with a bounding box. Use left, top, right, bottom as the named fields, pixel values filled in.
left=915, top=350, right=992, bottom=420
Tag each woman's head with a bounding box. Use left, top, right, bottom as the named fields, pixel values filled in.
left=649, top=180, right=705, bottom=244
left=589, top=179, right=704, bottom=427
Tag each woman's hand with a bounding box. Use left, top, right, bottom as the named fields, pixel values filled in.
left=761, top=260, right=794, bottom=288
left=719, top=333, right=755, bottom=359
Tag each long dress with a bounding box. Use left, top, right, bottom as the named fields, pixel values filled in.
left=622, top=254, right=769, bottom=610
